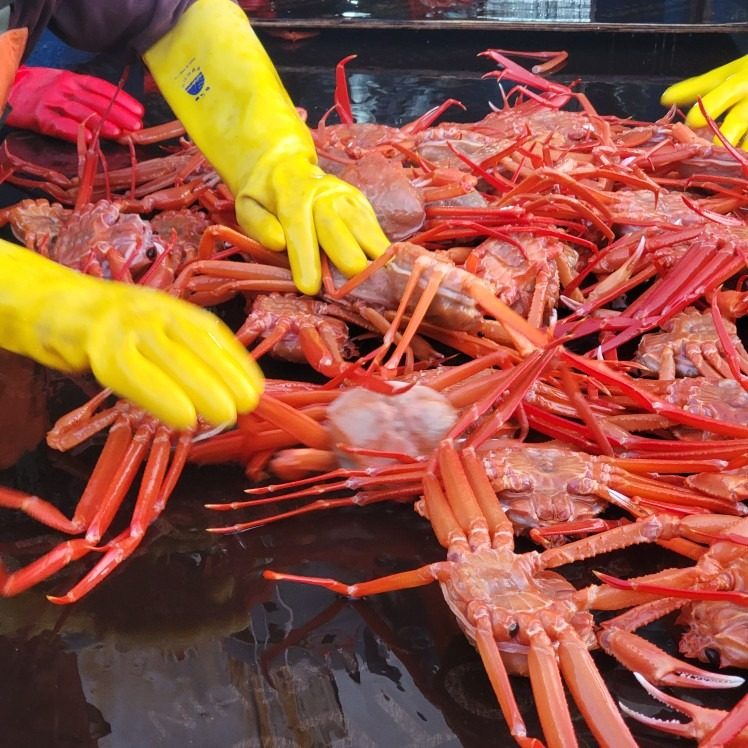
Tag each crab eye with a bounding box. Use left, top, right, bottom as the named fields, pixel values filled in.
left=508, top=621, right=519, bottom=637
left=146, top=247, right=158, bottom=260
left=704, top=648, right=720, bottom=667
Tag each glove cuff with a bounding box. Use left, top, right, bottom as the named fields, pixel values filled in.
left=0, top=241, right=102, bottom=371
left=143, top=0, right=318, bottom=199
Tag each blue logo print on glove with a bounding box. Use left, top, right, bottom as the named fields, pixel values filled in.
left=185, top=72, right=205, bottom=96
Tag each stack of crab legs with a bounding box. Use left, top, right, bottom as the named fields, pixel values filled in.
left=1, top=49, right=748, bottom=745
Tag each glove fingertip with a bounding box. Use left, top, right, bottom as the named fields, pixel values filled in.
left=294, top=267, right=322, bottom=296
left=363, top=227, right=390, bottom=259
left=159, top=402, right=199, bottom=432
left=236, top=197, right=286, bottom=252
left=215, top=337, right=265, bottom=414
left=234, top=373, right=263, bottom=416
left=200, top=389, right=238, bottom=429
left=98, top=120, right=122, bottom=140
left=684, top=104, right=708, bottom=129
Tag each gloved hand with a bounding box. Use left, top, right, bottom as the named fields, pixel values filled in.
left=6, top=66, right=144, bottom=142
left=0, top=240, right=263, bottom=430
left=143, top=0, right=389, bottom=296
left=661, top=54, right=748, bottom=148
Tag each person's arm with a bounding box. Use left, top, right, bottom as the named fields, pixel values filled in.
left=142, top=0, right=389, bottom=295
left=661, top=54, right=748, bottom=148
left=0, top=240, right=264, bottom=430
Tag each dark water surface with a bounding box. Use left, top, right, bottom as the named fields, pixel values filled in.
left=1, top=33, right=746, bottom=748
left=3, top=449, right=741, bottom=748
left=243, top=0, right=748, bottom=27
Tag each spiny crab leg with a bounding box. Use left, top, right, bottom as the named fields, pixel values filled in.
left=330, top=243, right=549, bottom=360
left=206, top=463, right=425, bottom=533
left=620, top=674, right=748, bottom=745
left=595, top=570, right=748, bottom=606
left=0, top=487, right=81, bottom=534
left=700, top=691, right=748, bottom=748
left=47, top=429, right=192, bottom=605
left=263, top=442, right=638, bottom=748
left=0, top=540, right=94, bottom=597
left=565, top=351, right=748, bottom=438
left=598, top=625, right=745, bottom=690
left=253, top=394, right=331, bottom=451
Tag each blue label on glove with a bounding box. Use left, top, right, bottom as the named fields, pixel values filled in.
left=185, top=72, right=205, bottom=96
left=178, top=58, right=211, bottom=102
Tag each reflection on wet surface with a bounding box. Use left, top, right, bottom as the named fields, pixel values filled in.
left=1, top=454, right=740, bottom=747
left=241, top=0, right=748, bottom=25
left=281, top=68, right=673, bottom=128
left=1, top=47, right=746, bottom=748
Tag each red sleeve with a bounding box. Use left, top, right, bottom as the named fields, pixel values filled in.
left=11, top=0, right=201, bottom=58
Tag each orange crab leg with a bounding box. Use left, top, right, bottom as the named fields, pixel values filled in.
left=84, top=421, right=153, bottom=543
left=0, top=486, right=79, bottom=534
left=209, top=497, right=364, bottom=535
left=263, top=563, right=440, bottom=597
left=595, top=571, right=748, bottom=606
left=621, top=675, right=748, bottom=744
left=380, top=258, right=449, bottom=372
left=211, top=464, right=424, bottom=512
left=116, top=119, right=185, bottom=146
left=701, top=692, right=748, bottom=748
left=70, top=414, right=136, bottom=532
left=298, top=326, right=347, bottom=377
left=253, top=395, right=331, bottom=451
left=244, top=319, right=291, bottom=356
left=526, top=628, right=578, bottom=748
left=472, top=621, right=541, bottom=748
left=556, top=628, right=637, bottom=747
left=197, top=224, right=290, bottom=267
left=0, top=540, right=93, bottom=597
left=462, top=447, right=515, bottom=546
left=598, top=627, right=744, bottom=689
left=48, top=430, right=191, bottom=605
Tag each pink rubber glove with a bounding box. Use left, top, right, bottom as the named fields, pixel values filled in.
left=6, top=66, right=144, bottom=142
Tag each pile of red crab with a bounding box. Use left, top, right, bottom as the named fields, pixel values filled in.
left=0, top=50, right=747, bottom=746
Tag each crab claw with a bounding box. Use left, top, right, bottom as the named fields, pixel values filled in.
left=599, top=630, right=745, bottom=689
left=619, top=673, right=729, bottom=741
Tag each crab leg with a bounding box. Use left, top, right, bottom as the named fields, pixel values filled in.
left=473, top=618, right=542, bottom=748
left=0, top=540, right=93, bottom=597
left=84, top=420, right=154, bottom=543
left=556, top=628, right=637, bottom=747
left=620, top=674, right=748, bottom=744
left=598, top=626, right=744, bottom=689
left=48, top=429, right=192, bottom=605
left=70, top=413, right=139, bottom=532
left=253, top=394, right=331, bottom=451
left=525, top=628, right=577, bottom=748
left=700, top=692, right=748, bottom=747
left=0, top=487, right=80, bottom=534
left=596, top=570, right=748, bottom=606
left=566, top=351, right=748, bottom=438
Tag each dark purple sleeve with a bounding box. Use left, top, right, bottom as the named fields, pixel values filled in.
left=10, top=0, right=200, bottom=58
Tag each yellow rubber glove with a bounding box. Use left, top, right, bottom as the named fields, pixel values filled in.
left=661, top=54, right=748, bottom=148
left=143, top=0, right=389, bottom=296
left=0, top=240, right=263, bottom=430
